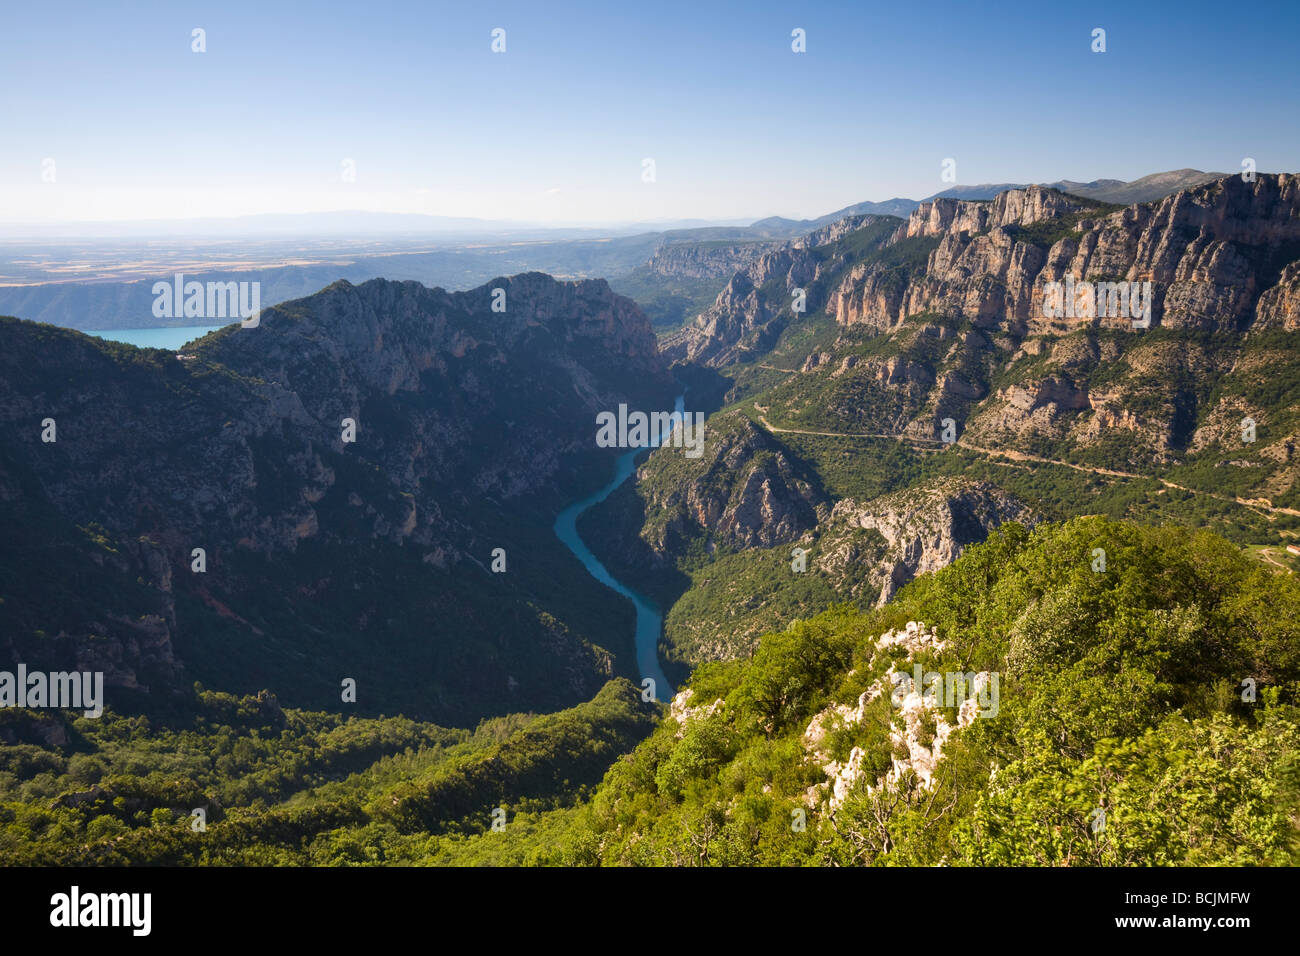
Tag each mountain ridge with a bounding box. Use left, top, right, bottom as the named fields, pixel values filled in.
left=0, top=272, right=672, bottom=722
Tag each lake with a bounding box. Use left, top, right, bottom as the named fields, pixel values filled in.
left=88, top=325, right=230, bottom=350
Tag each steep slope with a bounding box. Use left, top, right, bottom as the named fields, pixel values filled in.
left=837, top=174, right=1300, bottom=335
left=780, top=178, right=1300, bottom=483
left=655, top=476, right=1035, bottom=670
left=0, top=273, right=673, bottom=723
left=579, top=395, right=1035, bottom=672
left=673, top=175, right=1300, bottom=519
left=592, top=175, right=1300, bottom=682
left=666, top=174, right=1294, bottom=369
left=565, top=517, right=1300, bottom=866
left=0, top=676, right=659, bottom=865
left=608, top=239, right=780, bottom=330
left=661, top=216, right=922, bottom=366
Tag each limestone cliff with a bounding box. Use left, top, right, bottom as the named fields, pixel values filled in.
left=834, top=175, right=1300, bottom=334
left=811, top=478, right=1037, bottom=606
left=661, top=216, right=899, bottom=366
left=644, top=241, right=779, bottom=281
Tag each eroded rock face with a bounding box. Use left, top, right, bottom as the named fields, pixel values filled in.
left=632, top=414, right=830, bottom=556
left=629, top=468, right=1032, bottom=667
left=962, top=330, right=1241, bottom=461
left=665, top=250, right=809, bottom=367
left=902, top=186, right=1087, bottom=240
left=775, top=177, right=1300, bottom=466
left=814, top=478, right=1037, bottom=606
left=667, top=175, right=1300, bottom=384
left=1256, top=261, right=1300, bottom=331
left=794, top=214, right=884, bottom=249
left=834, top=175, right=1300, bottom=335
left=662, top=216, right=897, bottom=366
left=667, top=687, right=725, bottom=739
left=646, top=241, right=779, bottom=281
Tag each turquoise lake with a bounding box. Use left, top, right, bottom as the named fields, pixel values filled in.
left=88, top=326, right=229, bottom=349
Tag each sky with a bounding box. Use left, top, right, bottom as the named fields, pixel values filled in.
left=1, top=0, right=1297, bottom=227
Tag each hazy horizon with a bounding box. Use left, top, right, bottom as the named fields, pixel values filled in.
left=0, top=168, right=1271, bottom=240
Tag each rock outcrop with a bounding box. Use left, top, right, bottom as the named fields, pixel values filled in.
left=677, top=176, right=1300, bottom=372
left=645, top=241, right=779, bottom=281
left=632, top=465, right=1034, bottom=667
left=662, top=216, right=898, bottom=366
left=810, top=478, right=1037, bottom=605
left=804, top=621, right=994, bottom=809
left=632, top=413, right=830, bottom=556
left=691, top=175, right=1300, bottom=472
left=1256, top=261, right=1300, bottom=330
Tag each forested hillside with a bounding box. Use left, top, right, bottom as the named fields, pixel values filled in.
left=567, top=517, right=1300, bottom=866
left=3, top=517, right=1294, bottom=866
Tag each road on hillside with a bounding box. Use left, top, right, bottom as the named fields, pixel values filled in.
left=752, top=406, right=1300, bottom=520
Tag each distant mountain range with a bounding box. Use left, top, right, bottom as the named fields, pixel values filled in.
left=0, top=211, right=752, bottom=241
left=0, top=170, right=1245, bottom=333
left=0, top=170, right=1235, bottom=242
left=748, top=169, right=1232, bottom=235
left=925, top=168, right=1231, bottom=205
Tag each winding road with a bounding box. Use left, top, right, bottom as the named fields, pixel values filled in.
left=753, top=405, right=1300, bottom=520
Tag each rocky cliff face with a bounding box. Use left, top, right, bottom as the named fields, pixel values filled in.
left=674, top=175, right=1300, bottom=371
left=682, top=174, right=1300, bottom=475
left=903, top=186, right=1088, bottom=240
left=1251, top=260, right=1300, bottom=330
left=811, top=478, right=1037, bottom=605
left=661, top=250, right=813, bottom=367
left=830, top=188, right=1079, bottom=334
left=645, top=241, right=779, bottom=281
left=0, top=274, right=670, bottom=721
left=833, top=175, right=1300, bottom=334
left=661, top=217, right=899, bottom=366
left=793, top=214, right=885, bottom=250
left=656, top=476, right=1032, bottom=665
left=629, top=413, right=830, bottom=559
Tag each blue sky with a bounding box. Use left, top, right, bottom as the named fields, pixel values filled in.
left=1, top=0, right=1297, bottom=225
